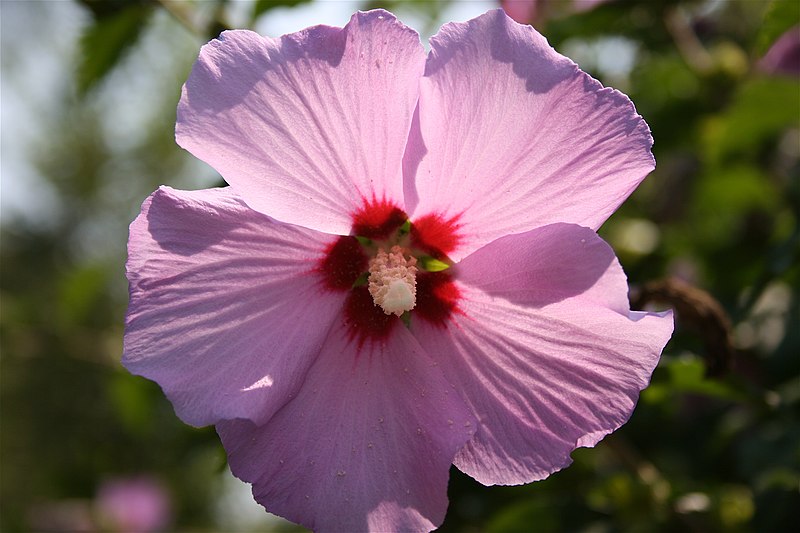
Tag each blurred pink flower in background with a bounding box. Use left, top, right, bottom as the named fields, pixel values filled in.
left=123, top=8, right=672, bottom=532
left=502, top=0, right=610, bottom=26
left=25, top=477, right=172, bottom=533
left=95, top=477, right=172, bottom=532
left=759, top=26, right=800, bottom=76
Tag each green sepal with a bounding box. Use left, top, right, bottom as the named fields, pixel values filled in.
left=351, top=272, right=369, bottom=288
left=355, top=236, right=373, bottom=247
left=419, top=256, right=451, bottom=272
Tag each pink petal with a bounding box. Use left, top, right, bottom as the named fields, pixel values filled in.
left=411, top=224, right=673, bottom=485
left=123, top=186, right=345, bottom=427
left=759, top=26, right=800, bottom=76
left=500, top=1, right=539, bottom=24
left=574, top=0, right=613, bottom=12
left=455, top=223, right=630, bottom=314
left=177, top=10, right=425, bottom=235
left=404, top=9, right=654, bottom=260
left=501, top=0, right=610, bottom=25
left=217, top=322, right=475, bottom=532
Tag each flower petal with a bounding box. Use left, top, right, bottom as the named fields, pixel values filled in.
left=411, top=225, right=673, bottom=485
left=217, top=323, right=476, bottom=532
left=123, top=186, right=345, bottom=427
left=404, top=9, right=654, bottom=260
left=759, top=26, right=800, bottom=76
left=454, top=223, right=630, bottom=314
left=177, top=10, right=425, bottom=235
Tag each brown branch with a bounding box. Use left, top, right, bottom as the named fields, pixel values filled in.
left=632, top=278, right=735, bottom=377
left=664, top=7, right=714, bottom=74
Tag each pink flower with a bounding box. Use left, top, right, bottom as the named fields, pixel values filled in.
left=759, top=26, right=800, bottom=77
left=501, top=0, right=610, bottom=26
left=95, top=477, right=172, bottom=532
left=124, top=9, right=673, bottom=532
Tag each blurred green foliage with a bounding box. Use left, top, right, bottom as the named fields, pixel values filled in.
left=77, top=0, right=155, bottom=94
left=1, top=0, right=798, bottom=531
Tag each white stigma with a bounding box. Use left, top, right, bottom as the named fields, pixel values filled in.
left=368, top=246, right=418, bottom=316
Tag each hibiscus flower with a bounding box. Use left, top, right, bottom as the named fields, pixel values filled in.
left=759, top=25, right=800, bottom=77
left=123, top=9, right=673, bottom=532
left=501, top=0, right=610, bottom=27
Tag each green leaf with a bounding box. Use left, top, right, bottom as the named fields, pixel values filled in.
left=757, top=0, right=800, bottom=55
left=690, top=165, right=778, bottom=247
left=108, top=371, right=156, bottom=435
left=702, top=78, right=800, bottom=165
left=642, top=356, right=751, bottom=404
left=56, top=263, right=109, bottom=327
left=77, top=2, right=153, bottom=95
left=486, top=498, right=560, bottom=533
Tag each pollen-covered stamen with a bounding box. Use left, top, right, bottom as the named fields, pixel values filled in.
left=368, top=246, right=418, bottom=316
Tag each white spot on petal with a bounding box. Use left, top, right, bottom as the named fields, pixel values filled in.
left=242, top=375, right=273, bottom=391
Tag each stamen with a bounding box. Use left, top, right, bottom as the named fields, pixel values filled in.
left=368, top=246, right=418, bottom=316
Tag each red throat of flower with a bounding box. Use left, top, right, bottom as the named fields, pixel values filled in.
left=317, top=197, right=463, bottom=346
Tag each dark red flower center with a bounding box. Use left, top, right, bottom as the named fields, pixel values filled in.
left=317, top=198, right=463, bottom=345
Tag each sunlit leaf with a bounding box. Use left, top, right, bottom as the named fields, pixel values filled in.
left=702, top=78, right=800, bottom=165
left=643, top=356, right=751, bottom=403
left=691, top=165, right=779, bottom=247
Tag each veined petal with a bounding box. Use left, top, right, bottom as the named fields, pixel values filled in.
left=177, top=10, right=425, bottom=235
left=454, top=223, right=630, bottom=314
left=123, top=186, right=344, bottom=427
left=411, top=226, right=673, bottom=485
left=217, top=322, right=475, bottom=532
left=404, top=9, right=654, bottom=260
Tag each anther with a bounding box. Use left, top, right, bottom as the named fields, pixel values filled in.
left=367, top=246, right=417, bottom=316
